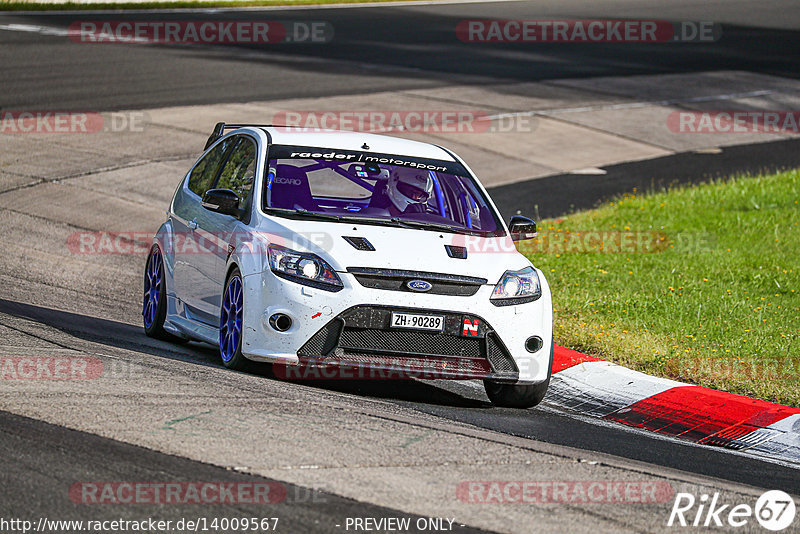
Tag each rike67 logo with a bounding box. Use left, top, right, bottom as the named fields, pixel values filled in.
left=668, top=490, right=796, bottom=531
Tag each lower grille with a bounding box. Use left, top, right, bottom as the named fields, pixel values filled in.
left=297, top=319, right=342, bottom=357
left=326, top=352, right=491, bottom=377
left=339, top=328, right=483, bottom=358
left=486, top=333, right=517, bottom=373
left=296, top=306, right=518, bottom=379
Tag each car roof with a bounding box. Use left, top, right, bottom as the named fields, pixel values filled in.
left=245, top=127, right=457, bottom=162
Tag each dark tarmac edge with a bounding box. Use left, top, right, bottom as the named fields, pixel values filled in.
left=0, top=410, right=492, bottom=533
left=488, top=137, right=800, bottom=220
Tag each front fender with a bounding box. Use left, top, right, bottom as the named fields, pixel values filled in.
left=227, top=237, right=269, bottom=358
left=225, top=231, right=269, bottom=280
left=152, top=219, right=176, bottom=294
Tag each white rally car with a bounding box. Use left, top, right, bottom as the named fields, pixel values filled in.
left=143, top=123, right=553, bottom=407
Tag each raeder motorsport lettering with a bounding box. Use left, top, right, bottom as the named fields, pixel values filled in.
left=269, top=145, right=466, bottom=175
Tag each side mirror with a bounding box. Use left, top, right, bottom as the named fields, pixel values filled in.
left=202, top=189, right=241, bottom=217
left=509, top=216, right=537, bottom=241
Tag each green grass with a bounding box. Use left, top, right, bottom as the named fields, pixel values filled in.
left=0, top=0, right=408, bottom=11
left=520, top=169, right=800, bottom=406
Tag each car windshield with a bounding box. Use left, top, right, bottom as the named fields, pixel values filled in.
left=262, top=144, right=503, bottom=236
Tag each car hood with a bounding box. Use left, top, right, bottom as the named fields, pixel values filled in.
left=257, top=217, right=531, bottom=284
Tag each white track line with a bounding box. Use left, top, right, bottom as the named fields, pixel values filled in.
left=2, top=0, right=530, bottom=16
left=0, top=23, right=70, bottom=36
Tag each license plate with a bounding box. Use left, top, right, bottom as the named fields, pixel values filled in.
left=390, top=312, right=444, bottom=332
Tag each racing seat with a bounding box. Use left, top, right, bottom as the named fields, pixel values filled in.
left=269, top=165, right=319, bottom=211
left=357, top=178, right=391, bottom=215
left=368, top=178, right=391, bottom=208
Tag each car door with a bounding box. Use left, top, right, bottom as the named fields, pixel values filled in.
left=198, top=136, right=258, bottom=313
left=171, top=135, right=237, bottom=323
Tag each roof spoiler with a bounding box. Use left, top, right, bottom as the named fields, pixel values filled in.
left=204, top=122, right=271, bottom=150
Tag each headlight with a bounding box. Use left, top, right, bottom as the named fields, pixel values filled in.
left=267, top=244, right=343, bottom=292
left=490, top=266, right=541, bottom=306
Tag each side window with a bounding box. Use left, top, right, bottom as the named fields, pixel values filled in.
left=187, top=136, right=236, bottom=196
left=215, top=137, right=257, bottom=201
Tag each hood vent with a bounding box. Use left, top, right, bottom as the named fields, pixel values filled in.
left=343, top=236, right=375, bottom=251
left=444, top=245, right=467, bottom=259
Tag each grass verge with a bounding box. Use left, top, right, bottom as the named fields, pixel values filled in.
left=520, top=169, right=800, bottom=406
left=0, top=0, right=410, bottom=11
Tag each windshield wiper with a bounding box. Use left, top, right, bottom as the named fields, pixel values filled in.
left=265, top=209, right=485, bottom=235
left=265, top=208, right=403, bottom=226
left=333, top=215, right=410, bottom=228
left=394, top=219, right=493, bottom=237
left=265, top=207, right=343, bottom=221
left=392, top=219, right=458, bottom=232
left=347, top=216, right=466, bottom=234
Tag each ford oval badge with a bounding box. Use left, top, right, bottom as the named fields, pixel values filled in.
left=406, top=280, right=433, bottom=292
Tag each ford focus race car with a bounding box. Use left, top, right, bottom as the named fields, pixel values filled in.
left=143, top=123, right=553, bottom=407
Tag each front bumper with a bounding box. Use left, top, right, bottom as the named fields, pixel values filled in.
left=240, top=269, right=553, bottom=384
left=294, top=305, right=519, bottom=381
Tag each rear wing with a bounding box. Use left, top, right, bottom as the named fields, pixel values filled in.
left=204, top=122, right=270, bottom=150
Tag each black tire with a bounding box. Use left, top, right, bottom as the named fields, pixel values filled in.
left=484, top=343, right=553, bottom=408
left=143, top=245, right=187, bottom=343
left=219, top=267, right=250, bottom=371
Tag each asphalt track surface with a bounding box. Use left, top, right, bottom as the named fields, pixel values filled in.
left=0, top=0, right=798, bottom=110
left=2, top=0, right=800, bottom=529
left=0, top=410, right=488, bottom=534
left=490, top=137, right=800, bottom=219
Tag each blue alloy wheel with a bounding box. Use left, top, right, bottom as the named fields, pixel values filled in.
left=219, top=269, right=248, bottom=369
left=142, top=245, right=186, bottom=342
left=143, top=247, right=163, bottom=329
left=220, top=275, right=243, bottom=362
